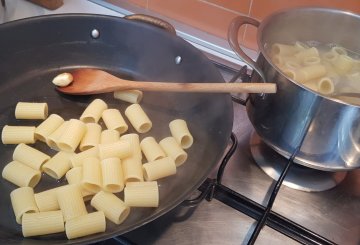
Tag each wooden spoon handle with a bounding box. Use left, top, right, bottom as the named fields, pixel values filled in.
left=116, top=81, right=277, bottom=93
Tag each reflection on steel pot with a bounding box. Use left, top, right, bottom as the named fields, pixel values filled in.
left=228, top=7, right=360, bottom=171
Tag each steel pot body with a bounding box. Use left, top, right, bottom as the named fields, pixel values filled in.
left=228, top=7, right=360, bottom=170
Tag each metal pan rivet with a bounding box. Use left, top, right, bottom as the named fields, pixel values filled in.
left=91, top=29, right=100, bottom=39
left=175, top=56, right=182, bottom=64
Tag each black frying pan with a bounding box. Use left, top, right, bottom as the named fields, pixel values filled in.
left=0, top=14, right=233, bottom=244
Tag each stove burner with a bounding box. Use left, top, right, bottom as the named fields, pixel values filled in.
left=250, top=132, right=347, bottom=192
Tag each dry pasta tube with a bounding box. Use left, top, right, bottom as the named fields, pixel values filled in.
left=169, top=119, right=194, bottom=149
left=271, top=43, right=298, bottom=56
left=100, top=129, right=120, bottom=144
left=1, top=125, right=36, bottom=144
left=120, top=133, right=142, bottom=159
left=80, top=98, right=108, bottom=123
left=99, top=140, right=131, bottom=159
left=35, top=114, right=64, bottom=142
left=2, top=161, right=41, bottom=188
left=124, top=182, right=159, bottom=207
left=46, top=121, right=69, bottom=150
left=82, top=157, right=102, bottom=193
left=22, top=210, right=64, bottom=237
left=15, top=102, right=48, bottom=120
left=10, top=187, right=39, bottom=224
left=102, top=108, right=128, bottom=133
left=58, top=119, right=86, bottom=152
left=122, top=157, right=144, bottom=183
left=13, top=143, right=50, bottom=170
left=70, top=146, right=99, bottom=168
left=65, top=167, right=95, bottom=198
left=159, top=137, right=188, bottom=167
left=91, top=191, right=130, bottom=225
left=101, top=157, right=124, bottom=193
left=42, top=151, right=73, bottom=179
left=80, top=123, right=101, bottom=151
left=56, top=184, right=88, bottom=222
left=140, top=137, right=166, bottom=162
left=124, top=104, right=152, bottom=133
left=34, top=187, right=63, bottom=212
left=65, top=211, right=106, bottom=239
left=271, top=55, right=283, bottom=67
left=114, top=89, right=143, bottom=104
left=142, top=157, right=177, bottom=181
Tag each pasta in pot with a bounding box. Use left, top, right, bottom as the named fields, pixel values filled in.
left=269, top=42, right=360, bottom=103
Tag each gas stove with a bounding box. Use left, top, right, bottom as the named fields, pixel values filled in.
left=95, top=65, right=360, bottom=245
left=2, top=1, right=359, bottom=244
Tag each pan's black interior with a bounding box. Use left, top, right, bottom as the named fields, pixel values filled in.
left=0, top=14, right=233, bottom=244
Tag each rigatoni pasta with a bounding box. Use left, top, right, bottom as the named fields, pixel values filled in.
left=70, top=146, right=99, bottom=168
left=120, top=133, right=142, bottom=159
left=124, top=103, right=152, bottom=133
left=169, top=119, right=194, bottom=149
left=10, top=187, right=39, bottom=224
left=100, top=129, right=120, bottom=144
left=82, top=157, right=102, bottom=193
left=65, top=211, right=106, bottom=239
left=46, top=121, right=69, bottom=150
left=2, top=161, right=41, bottom=188
left=142, top=157, right=177, bottom=181
left=98, top=140, right=131, bottom=160
left=13, top=143, right=50, bottom=170
left=80, top=98, right=108, bottom=123
left=121, top=157, right=144, bottom=183
left=91, top=191, right=130, bottom=225
left=1, top=88, right=201, bottom=239
left=42, top=151, right=73, bottom=179
left=57, top=119, right=86, bottom=152
left=114, top=89, right=143, bottom=104
left=159, top=136, right=188, bottom=167
left=1, top=125, right=36, bottom=144
left=65, top=167, right=95, bottom=198
left=79, top=123, right=101, bottom=151
left=34, top=187, right=61, bottom=212
left=15, top=102, right=48, bottom=120
left=140, top=137, right=166, bottom=162
left=124, top=181, right=159, bottom=207
left=22, top=210, right=64, bottom=237
left=101, top=157, right=124, bottom=193
left=56, top=184, right=87, bottom=222
left=35, top=114, right=64, bottom=142
left=101, top=108, right=128, bottom=133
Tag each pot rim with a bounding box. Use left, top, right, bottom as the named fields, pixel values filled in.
left=256, top=7, right=360, bottom=108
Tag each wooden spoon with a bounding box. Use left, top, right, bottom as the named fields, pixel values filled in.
left=55, top=68, right=277, bottom=95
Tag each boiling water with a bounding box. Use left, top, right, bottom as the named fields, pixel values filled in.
left=269, top=41, right=360, bottom=105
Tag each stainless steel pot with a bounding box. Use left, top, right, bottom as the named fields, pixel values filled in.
left=228, top=7, right=360, bottom=171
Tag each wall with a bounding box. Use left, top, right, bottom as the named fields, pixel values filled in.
left=106, top=0, right=360, bottom=51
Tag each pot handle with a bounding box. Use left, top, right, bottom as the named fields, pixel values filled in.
left=125, top=14, right=176, bottom=35
left=228, top=16, right=266, bottom=82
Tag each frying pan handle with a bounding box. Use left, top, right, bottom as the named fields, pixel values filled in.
left=124, top=14, right=176, bottom=35
left=228, top=16, right=266, bottom=82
